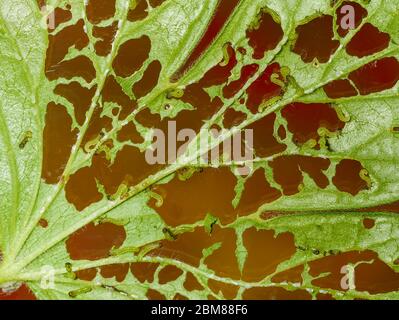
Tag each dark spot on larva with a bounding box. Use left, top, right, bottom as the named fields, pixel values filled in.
left=208, top=279, right=238, bottom=300
left=348, top=57, right=399, bottom=95
left=282, top=103, right=345, bottom=146
left=127, top=0, right=148, bottom=22
left=66, top=222, right=126, bottom=261
left=146, top=289, right=166, bottom=300
left=86, top=0, right=116, bottom=25
left=158, top=265, right=183, bottom=284
left=242, top=228, right=296, bottom=282
left=246, top=113, right=287, bottom=158
left=100, top=263, right=129, bottom=282
left=113, top=36, right=151, bottom=78
left=65, top=166, right=102, bottom=211
left=270, top=156, right=330, bottom=195
left=336, top=1, right=368, bottom=37
left=132, top=60, right=162, bottom=99
left=293, top=15, right=339, bottom=63
left=363, top=218, right=375, bottom=229
left=102, top=76, right=137, bottom=120
left=246, top=9, right=283, bottom=60
left=222, top=108, right=247, bottom=129
left=223, top=64, right=259, bottom=99
left=184, top=272, right=203, bottom=291
left=243, top=287, right=311, bottom=300
left=171, top=0, right=241, bottom=81
left=149, top=168, right=237, bottom=226
left=324, top=79, right=358, bottom=99
left=54, top=82, right=97, bottom=126
left=346, top=23, right=390, bottom=58
left=245, top=63, right=284, bottom=113
left=236, top=169, right=281, bottom=217
left=45, top=20, right=89, bottom=78
left=42, top=102, right=77, bottom=184
left=332, top=159, right=368, bottom=195
left=130, top=262, right=159, bottom=283
left=93, top=22, right=118, bottom=57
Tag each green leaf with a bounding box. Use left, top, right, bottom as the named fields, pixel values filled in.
left=0, top=0, right=398, bottom=300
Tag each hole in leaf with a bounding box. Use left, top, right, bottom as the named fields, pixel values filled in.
left=363, top=218, right=375, bottom=229
left=332, top=159, right=368, bottom=195
left=245, top=63, right=284, bottom=113
left=132, top=60, right=162, bottom=99
left=281, top=103, right=345, bottom=147
left=149, top=168, right=237, bottom=226
left=146, top=289, right=166, bottom=300
left=86, top=0, right=116, bottom=25
left=45, top=20, right=89, bottom=78
left=66, top=222, right=126, bottom=261
left=323, top=79, right=358, bottom=99
left=246, top=113, right=287, bottom=158
left=112, top=36, right=151, bottom=78
left=246, top=9, right=283, bottom=60
left=127, top=0, right=148, bottom=22
left=346, top=23, right=390, bottom=58
left=269, top=156, right=330, bottom=196
left=293, top=15, right=339, bottom=63
left=242, top=228, right=296, bottom=282
left=208, top=279, right=238, bottom=299
left=243, top=287, right=311, bottom=300
left=158, top=265, right=183, bottom=284
left=42, top=103, right=77, bottom=184
left=93, top=22, right=118, bottom=57
left=130, top=262, right=159, bottom=283
left=236, top=169, right=282, bottom=217
left=222, top=64, right=259, bottom=99
left=171, top=0, right=241, bottom=81
left=184, top=272, right=204, bottom=291
left=348, top=57, right=399, bottom=95
left=100, top=263, right=129, bottom=282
